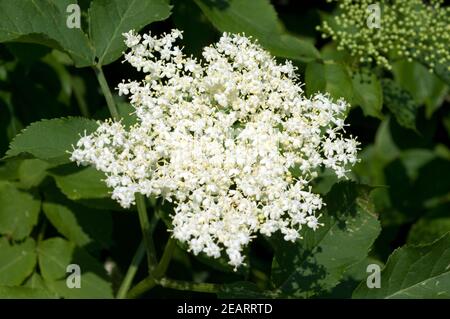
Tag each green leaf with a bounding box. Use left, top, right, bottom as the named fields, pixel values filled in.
left=408, top=204, right=450, bottom=246
left=392, top=60, right=448, bottom=118
left=351, top=70, right=383, bottom=118
left=38, top=237, right=113, bottom=298
left=0, top=238, right=37, bottom=286
left=399, top=149, right=435, bottom=181
left=117, top=102, right=138, bottom=128
left=24, top=273, right=47, bottom=290
left=374, top=117, right=400, bottom=164
left=89, top=0, right=172, bottom=65
left=324, top=257, right=384, bottom=298
left=194, top=0, right=320, bottom=62
left=17, top=159, right=50, bottom=189
left=320, top=43, right=351, bottom=63
left=0, top=0, right=95, bottom=67
left=353, top=233, right=450, bottom=298
left=5, top=43, right=52, bottom=66
left=38, top=238, right=75, bottom=281
left=5, top=117, right=98, bottom=165
left=0, top=182, right=40, bottom=240
left=271, top=182, right=381, bottom=298
left=305, top=61, right=353, bottom=102
left=172, top=0, right=218, bottom=57
left=0, top=286, right=57, bottom=299
left=432, top=61, right=450, bottom=87
left=382, top=79, right=418, bottom=131
left=45, top=272, right=113, bottom=299
left=50, top=165, right=109, bottom=200
left=42, top=201, right=112, bottom=250
left=305, top=62, right=326, bottom=97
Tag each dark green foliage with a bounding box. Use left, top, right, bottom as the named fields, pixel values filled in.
left=0, top=0, right=448, bottom=299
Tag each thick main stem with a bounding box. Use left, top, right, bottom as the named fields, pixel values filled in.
left=135, top=193, right=157, bottom=272
left=159, top=278, right=220, bottom=294
left=127, top=277, right=220, bottom=299
left=125, top=238, right=177, bottom=299
left=127, top=276, right=157, bottom=299
left=153, top=238, right=176, bottom=279
left=94, top=65, right=120, bottom=121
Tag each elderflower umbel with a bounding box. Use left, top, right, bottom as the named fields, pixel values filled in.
left=319, top=0, right=450, bottom=73
left=70, top=29, right=359, bottom=268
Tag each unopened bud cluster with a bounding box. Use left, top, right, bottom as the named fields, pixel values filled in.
left=319, top=0, right=450, bottom=73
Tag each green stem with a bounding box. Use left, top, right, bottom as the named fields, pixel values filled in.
left=159, top=278, right=220, bottom=294
left=127, top=276, right=157, bottom=299
left=116, top=240, right=146, bottom=299
left=135, top=193, right=157, bottom=272
left=94, top=65, right=119, bottom=120
left=127, top=277, right=220, bottom=299
left=153, top=238, right=176, bottom=279
left=37, top=219, right=47, bottom=244
left=125, top=237, right=176, bottom=299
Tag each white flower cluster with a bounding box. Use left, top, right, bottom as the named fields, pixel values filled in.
left=70, top=29, right=359, bottom=268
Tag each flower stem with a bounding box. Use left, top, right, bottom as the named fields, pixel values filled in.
left=125, top=237, right=176, bottom=299
left=127, top=277, right=220, bottom=299
left=94, top=65, right=119, bottom=121
left=127, top=276, right=157, bottom=299
left=159, top=278, right=220, bottom=294
left=135, top=193, right=157, bottom=272
left=116, top=240, right=146, bottom=299
left=153, top=238, right=176, bottom=279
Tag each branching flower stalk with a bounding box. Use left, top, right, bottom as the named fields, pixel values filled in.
left=70, top=29, right=359, bottom=269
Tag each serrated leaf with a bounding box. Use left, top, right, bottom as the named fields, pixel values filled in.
left=49, top=165, right=109, bottom=200
left=305, top=61, right=353, bottom=102
left=89, top=0, right=172, bottom=65
left=353, top=233, right=450, bottom=298
left=351, top=70, right=383, bottom=118
left=194, top=0, right=320, bottom=62
left=0, top=238, right=37, bottom=286
left=5, top=117, right=98, bottom=165
left=0, top=0, right=95, bottom=67
left=271, top=182, right=381, bottom=298
left=0, top=182, right=40, bottom=240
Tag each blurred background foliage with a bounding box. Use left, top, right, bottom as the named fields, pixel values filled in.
left=0, top=0, right=448, bottom=299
